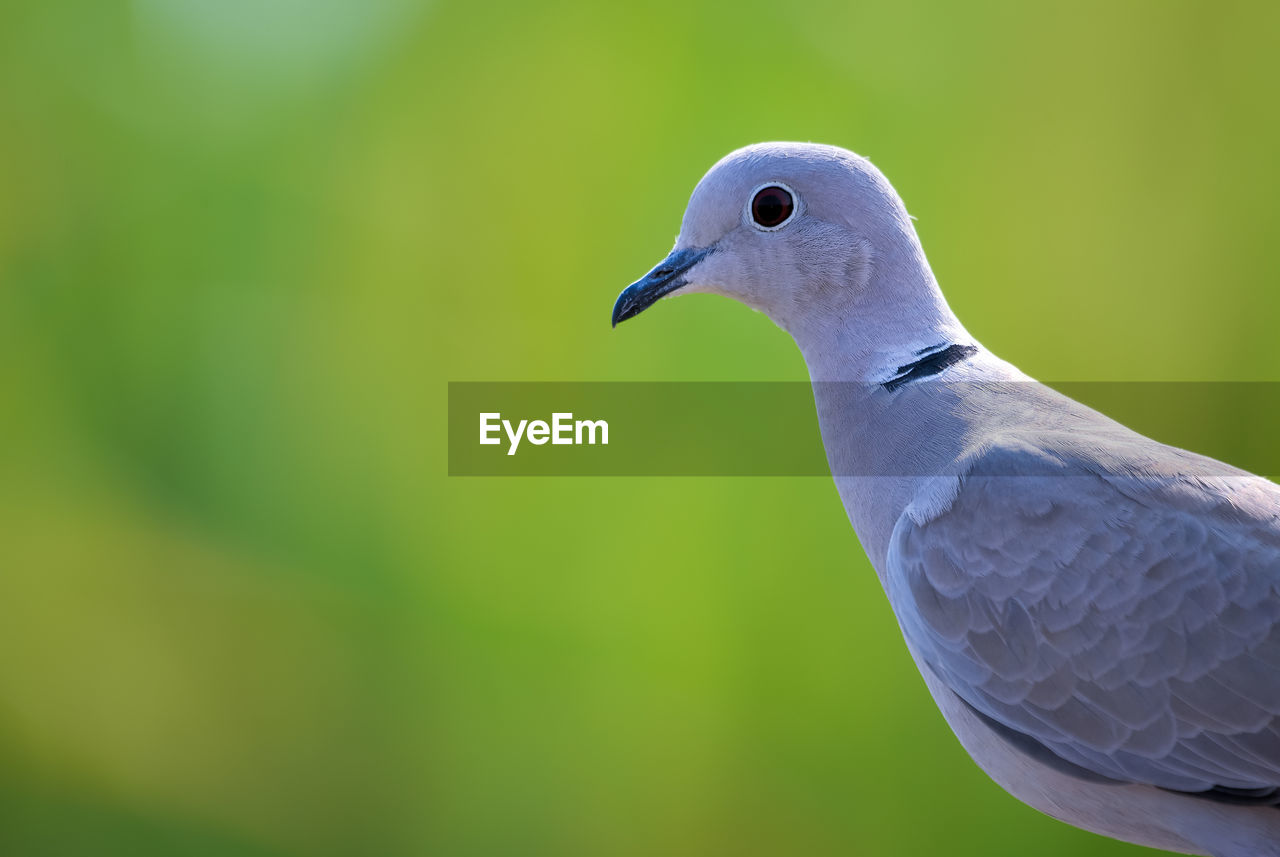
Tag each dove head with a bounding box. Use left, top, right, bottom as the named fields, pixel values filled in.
left=612, top=143, right=965, bottom=372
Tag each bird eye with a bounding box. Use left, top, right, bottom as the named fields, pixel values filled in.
left=750, top=184, right=795, bottom=229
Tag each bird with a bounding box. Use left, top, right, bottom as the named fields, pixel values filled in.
left=611, top=142, right=1280, bottom=857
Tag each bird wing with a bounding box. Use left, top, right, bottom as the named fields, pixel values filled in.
left=887, top=442, right=1280, bottom=793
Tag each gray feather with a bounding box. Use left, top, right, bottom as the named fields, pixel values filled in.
left=888, top=442, right=1280, bottom=793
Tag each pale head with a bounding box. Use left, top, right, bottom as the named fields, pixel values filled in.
left=612, top=142, right=966, bottom=373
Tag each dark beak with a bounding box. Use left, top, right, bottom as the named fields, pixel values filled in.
left=611, top=246, right=712, bottom=327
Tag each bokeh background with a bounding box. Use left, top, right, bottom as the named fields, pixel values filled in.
left=4, top=1, right=1280, bottom=855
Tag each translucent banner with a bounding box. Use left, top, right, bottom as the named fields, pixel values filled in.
left=447, top=382, right=1280, bottom=477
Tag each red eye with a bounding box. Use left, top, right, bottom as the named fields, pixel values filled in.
left=751, top=185, right=794, bottom=228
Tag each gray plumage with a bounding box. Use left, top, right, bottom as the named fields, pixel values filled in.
left=889, top=424, right=1280, bottom=792
left=614, top=142, right=1280, bottom=856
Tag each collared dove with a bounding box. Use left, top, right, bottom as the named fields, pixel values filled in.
left=612, top=142, right=1280, bottom=856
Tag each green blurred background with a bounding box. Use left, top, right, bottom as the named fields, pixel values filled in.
left=3, top=1, right=1280, bottom=855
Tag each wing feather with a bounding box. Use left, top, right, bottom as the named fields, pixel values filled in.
left=888, top=445, right=1280, bottom=793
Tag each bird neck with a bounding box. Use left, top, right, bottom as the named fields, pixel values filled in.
left=781, top=242, right=988, bottom=574
left=788, top=245, right=972, bottom=384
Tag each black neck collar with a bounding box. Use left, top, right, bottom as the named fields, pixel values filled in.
left=882, top=343, right=978, bottom=392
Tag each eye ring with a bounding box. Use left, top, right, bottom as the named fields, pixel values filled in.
left=747, top=182, right=798, bottom=231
